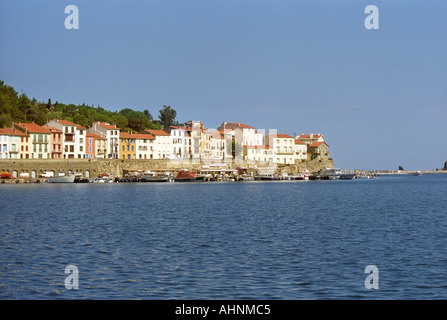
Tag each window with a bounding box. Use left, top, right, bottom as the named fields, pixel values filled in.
left=89, top=138, right=92, bottom=144
left=89, top=146, right=92, bottom=152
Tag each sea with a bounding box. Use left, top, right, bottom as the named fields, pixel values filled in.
left=1, top=174, right=446, bottom=300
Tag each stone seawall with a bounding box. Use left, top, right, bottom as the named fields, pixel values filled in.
left=0, top=158, right=333, bottom=178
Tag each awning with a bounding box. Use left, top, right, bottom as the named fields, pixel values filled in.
left=0, top=172, right=15, bottom=179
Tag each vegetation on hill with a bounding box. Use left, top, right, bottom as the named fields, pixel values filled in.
left=0, top=80, right=179, bottom=132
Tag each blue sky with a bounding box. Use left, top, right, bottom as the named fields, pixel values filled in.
left=1, top=0, right=446, bottom=170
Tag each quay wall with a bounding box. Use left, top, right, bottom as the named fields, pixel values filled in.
left=0, top=158, right=333, bottom=178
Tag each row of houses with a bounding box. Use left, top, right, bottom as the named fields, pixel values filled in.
left=0, top=120, right=330, bottom=164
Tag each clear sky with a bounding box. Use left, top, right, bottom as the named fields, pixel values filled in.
left=1, top=0, right=446, bottom=170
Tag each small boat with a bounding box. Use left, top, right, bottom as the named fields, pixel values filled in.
left=47, top=174, right=76, bottom=183
left=254, top=174, right=279, bottom=181
left=141, top=171, right=172, bottom=182
left=318, top=168, right=341, bottom=180
left=339, top=172, right=356, bottom=179
left=173, top=170, right=204, bottom=182
left=46, top=160, right=76, bottom=183
left=293, top=174, right=309, bottom=180
left=356, top=174, right=371, bottom=179
left=412, top=171, right=422, bottom=176
left=236, top=174, right=254, bottom=181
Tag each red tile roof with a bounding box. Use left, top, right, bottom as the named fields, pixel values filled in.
left=143, top=129, right=170, bottom=136
left=268, top=133, right=294, bottom=139
left=298, top=134, right=323, bottom=139
left=119, top=132, right=134, bottom=139
left=14, top=123, right=51, bottom=134
left=0, top=127, right=29, bottom=137
left=133, top=133, right=155, bottom=140
left=295, top=140, right=306, bottom=145
left=310, top=142, right=328, bottom=148
left=45, top=126, right=63, bottom=133
left=227, top=122, right=255, bottom=129
left=86, top=132, right=106, bottom=140
left=54, top=119, right=77, bottom=126
left=95, top=122, right=120, bottom=130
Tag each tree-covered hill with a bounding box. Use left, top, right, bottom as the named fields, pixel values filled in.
left=0, top=80, right=178, bottom=132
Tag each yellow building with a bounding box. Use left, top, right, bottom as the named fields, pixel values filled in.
left=119, top=132, right=136, bottom=159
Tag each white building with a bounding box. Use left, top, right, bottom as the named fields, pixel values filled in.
left=165, top=126, right=191, bottom=159
left=88, top=122, right=120, bottom=159
left=75, top=124, right=87, bottom=159
left=294, top=139, right=307, bottom=162
left=295, top=133, right=325, bottom=145
left=13, top=122, right=51, bottom=159
left=266, top=133, right=296, bottom=165
left=134, top=133, right=155, bottom=159
left=217, top=122, right=258, bottom=147
left=141, top=130, right=171, bottom=159
left=46, top=119, right=81, bottom=158
left=244, top=145, right=274, bottom=163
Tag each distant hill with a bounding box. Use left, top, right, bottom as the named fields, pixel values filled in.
left=0, top=80, right=178, bottom=132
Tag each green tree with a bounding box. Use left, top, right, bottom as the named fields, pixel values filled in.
left=143, top=109, right=153, bottom=121
left=0, top=113, right=13, bottom=127
left=158, top=105, right=177, bottom=128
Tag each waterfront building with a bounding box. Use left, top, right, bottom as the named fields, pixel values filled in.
left=217, top=122, right=258, bottom=147
left=181, top=121, right=203, bottom=160
left=14, top=128, right=31, bottom=159
left=0, top=127, right=28, bottom=159
left=243, top=145, right=274, bottom=163
left=165, top=126, right=190, bottom=159
left=134, top=133, right=155, bottom=159
left=119, top=132, right=136, bottom=160
left=266, top=133, right=295, bottom=165
left=0, top=128, right=30, bottom=159
left=85, top=132, right=95, bottom=159
left=141, top=129, right=171, bottom=159
left=45, top=126, right=63, bottom=159
left=88, top=122, right=120, bottom=159
left=294, top=139, right=307, bottom=162
left=76, top=124, right=87, bottom=159
left=91, top=132, right=107, bottom=159
left=13, top=123, right=51, bottom=159
left=201, top=130, right=212, bottom=160
left=308, top=141, right=330, bottom=162
left=45, top=119, right=86, bottom=159
left=0, top=128, right=13, bottom=159
left=295, top=133, right=325, bottom=145
left=209, top=130, right=226, bottom=161
left=85, top=132, right=105, bottom=159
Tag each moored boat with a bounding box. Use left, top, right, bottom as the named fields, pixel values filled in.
left=141, top=171, right=172, bottom=182
left=46, top=174, right=76, bottom=183
left=173, top=170, right=204, bottom=182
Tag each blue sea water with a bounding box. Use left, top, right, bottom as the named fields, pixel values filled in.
left=1, top=174, right=446, bottom=299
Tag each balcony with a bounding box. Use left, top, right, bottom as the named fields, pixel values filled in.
left=276, top=149, right=295, bottom=155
